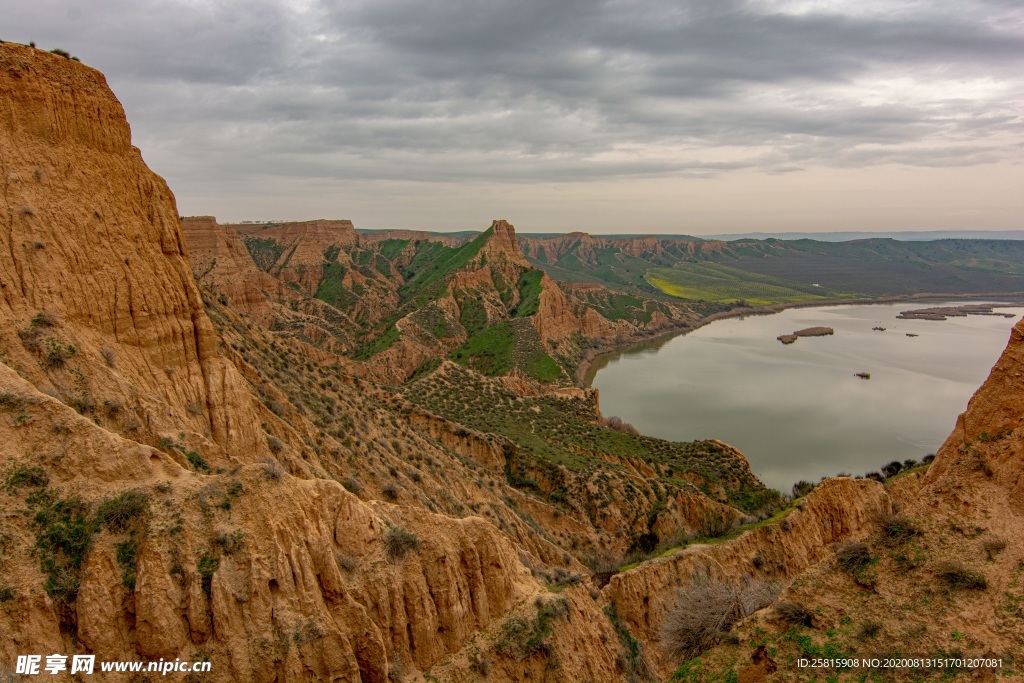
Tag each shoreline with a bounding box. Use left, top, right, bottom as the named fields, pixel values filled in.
left=575, top=291, right=1024, bottom=387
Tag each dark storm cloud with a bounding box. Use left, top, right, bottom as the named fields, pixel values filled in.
left=5, top=0, right=1024, bottom=187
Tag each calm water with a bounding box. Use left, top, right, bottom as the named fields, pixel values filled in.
left=587, top=302, right=1024, bottom=494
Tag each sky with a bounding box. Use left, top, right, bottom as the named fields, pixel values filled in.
left=5, top=0, right=1024, bottom=234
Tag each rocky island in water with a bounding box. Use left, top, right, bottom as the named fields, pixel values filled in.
left=898, top=303, right=1019, bottom=320
left=777, top=326, right=834, bottom=344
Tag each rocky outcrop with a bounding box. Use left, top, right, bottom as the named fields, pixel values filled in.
left=359, top=229, right=467, bottom=247
left=518, top=232, right=729, bottom=264
left=478, top=219, right=531, bottom=268
left=230, top=219, right=358, bottom=291
left=533, top=277, right=630, bottom=342
left=180, top=216, right=285, bottom=322
left=605, top=478, right=889, bottom=674
left=0, top=43, right=265, bottom=462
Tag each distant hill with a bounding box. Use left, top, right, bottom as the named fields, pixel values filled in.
left=517, top=232, right=1024, bottom=304
left=699, top=229, right=1024, bottom=241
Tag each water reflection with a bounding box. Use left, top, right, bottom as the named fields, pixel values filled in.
left=588, top=302, right=1023, bottom=493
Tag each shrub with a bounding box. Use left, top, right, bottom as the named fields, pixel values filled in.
left=197, top=551, right=219, bottom=596
left=661, top=575, right=782, bottom=662
left=342, top=477, right=362, bottom=494
left=382, top=484, right=399, bottom=501
left=601, top=415, right=640, bottom=435
left=0, top=585, right=15, bottom=602
left=184, top=450, right=211, bottom=473
left=335, top=551, right=359, bottom=573
left=43, top=338, right=75, bottom=368
left=18, top=326, right=42, bottom=353
left=266, top=435, right=284, bottom=455
left=882, top=461, right=903, bottom=478
left=792, top=480, right=815, bottom=498
left=6, top=465, right=48, bottom=489
left=102, top=399, right=123, bottom=418
left=934, top=561, right=987, bottom=591
left=835, top=542, right=871, bottom=574
left=877, top=512, right=921, bottom=546
left=774, top=601, right=812, bottom=627
left=260, top=456, right=283, bottom=481
left=31, top=495, right=96, bottom=604
left=31, top=311, right=57, bottom=327
left=384, top=526, right=420, bottom=562
left=857, top=620, right=881, bottom=639
left=215, top=530, right=245, bottom=555
left=96, top=490, right=148, bottom=532
left=696, top=510, right=734, bottom=539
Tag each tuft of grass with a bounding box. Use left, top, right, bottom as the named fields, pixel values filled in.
left=877, top=512, right=922, bottom=546
left=835, top=542, right=871, bottom=573
left=934, top=561, right=987, bottom=591
left=96, top=491, right=149, bottom=532
left=6, top=465, right=49, bottom=489
left=184, top=450, right=211, bottom=473
left=774, top=601, right=813, bottom=627
left=384, top=526, right=420, bottom=562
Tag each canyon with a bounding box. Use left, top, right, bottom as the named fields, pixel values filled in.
left=1, top=42, right=1022, bottom=682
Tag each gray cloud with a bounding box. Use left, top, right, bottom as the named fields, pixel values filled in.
left=3, top=0, right=1023, bottom=228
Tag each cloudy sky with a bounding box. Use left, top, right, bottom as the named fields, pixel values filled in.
left=6, top=0, right=1024, bottom=234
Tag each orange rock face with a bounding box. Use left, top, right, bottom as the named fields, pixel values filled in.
left=0, top=43, right=265, bottom=462
left=180, top=216, right=285, bottom=323
left=0, top=43, right=549, bottom=683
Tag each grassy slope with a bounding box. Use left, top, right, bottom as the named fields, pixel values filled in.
left=527, top=237, right=1024, bottom=305
left=644, top=262, right=854, bottom=305
left=404, top=365, right=780, bottom=514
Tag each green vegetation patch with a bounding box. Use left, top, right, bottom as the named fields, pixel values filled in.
left=512, top=269, right=544, bottom=317
left=645, top=262, right=848, bottom=305
left=458, top=296, right=489, bottom=336
left=29, top=491, right=97, bottom=604
left=315, top=262, right=360, bottom=312
left=452, top=322, right=516, bottom=376
left=244, top=237, right=286, bottom=272
left=403, top=364, right=780, bottom=514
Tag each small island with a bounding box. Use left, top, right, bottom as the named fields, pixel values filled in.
left=897, top=304, right=1018, bottom=321
left=778, top=326, right=834, bottom=344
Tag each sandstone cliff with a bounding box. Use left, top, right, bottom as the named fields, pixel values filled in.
left=179, top=216, right=286, bottom=323
left=0, top=43, right=556, bottom=683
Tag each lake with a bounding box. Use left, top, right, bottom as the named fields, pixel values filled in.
left=586, top=301, right=1024, bottom=494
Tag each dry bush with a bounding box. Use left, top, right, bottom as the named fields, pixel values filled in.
left=877, top=511, right=922, bottom=546
left=385, top=527, right=420, bottom=562
left=934, top=561, right=987, bottom=591
left=601, top=415, right=640, bottom=435
left=661, top=575, right=782, bottom=662
left=773, top=601, right=812, bottom=627
left=835, top=542, right=871, bottom=573
left=260, top=456, right=283, bottom=481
